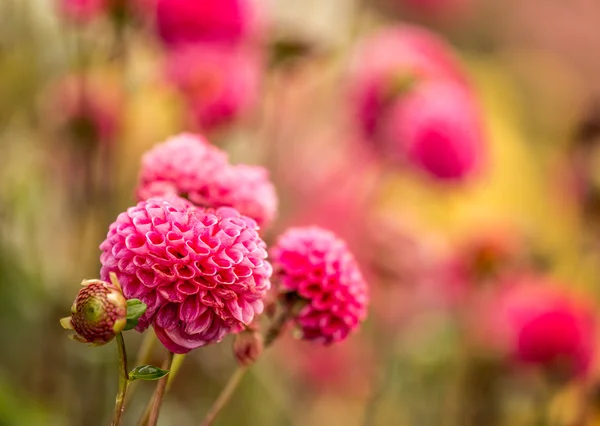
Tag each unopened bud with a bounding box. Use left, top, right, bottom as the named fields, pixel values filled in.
left=233, top=324, right=263, bottom=367
left=60, top=279, right=127, bottom=346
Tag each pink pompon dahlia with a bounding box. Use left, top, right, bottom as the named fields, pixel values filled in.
left=136, top=133, right=277, bottom=227
left=271, top=227, right=368, bottom=345
left=99, top=196, right=272, bottom=353
left=165, top=44, right=261, bottom=131
left=136, top=133, right=230, bottom=206
left=155, top=0, right=262, bottom=47
left=379, top=81, right=484, bottom=180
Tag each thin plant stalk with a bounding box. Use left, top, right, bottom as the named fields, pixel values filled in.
left=147, top=351, right=175, bottom=426
left=125, top=330, right=158, bottom=407
left=112, top=333, right=129, bottom=426
left=198, top=307, right=293, bottom=426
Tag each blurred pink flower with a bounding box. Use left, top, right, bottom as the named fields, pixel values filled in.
left=379, top=81, right=484, bottom=180
left=349, top=25, right=469, bottom=138
left=271, top=227, right=368, bottom=345
left=99, top=197, right=272, bottom=353
left=165, top=44, right=261, bottom=130
left=48, top=74, right=123, bottom=144
left=348, top=25, right=485, bottom=181
left=58, top=0, right=105, bottom=23
left=481, top=277, right=596, bottom=378
left=136, top=133, right=277, bottom=227
left=155, top=0, right=262, bottom=47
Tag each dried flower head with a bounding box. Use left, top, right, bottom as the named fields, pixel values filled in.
left=271, top=227, right=368, bottom=345
left=99, top=197, right=272, bottom=353
left=60, top=279, right=127, bottom=345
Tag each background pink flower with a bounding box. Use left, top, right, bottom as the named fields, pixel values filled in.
left=165, top=44, right=262, bottom=131
left=99, top=197, right=272, bottom=353
left=58, top=0, right=106, bottom=23
left=379, top=81, right=484, bottom=180
left=479, top=277, right=596, bottom=378
left=271, top=226, right=368, bottom=345
left=155, top=0, right=262, bottom=47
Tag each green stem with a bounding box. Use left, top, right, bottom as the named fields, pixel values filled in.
left=111, top=333, right=129, bottom=426
left=147, top=351, right=174, bottom=426
left=199, top=307, right=293, bottom=426
left=166, top=354, right=186, bottom=391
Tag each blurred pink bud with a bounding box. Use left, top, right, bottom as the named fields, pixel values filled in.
left=100, top=197, right=272, bottom=353
left=271, top=227, right=369, bottom=345
left=379, top=81, right=484, bottom=181
left=58, top=0, right=106, bottom=23
left=233, top=325, right=263, bottom=367
left=165, top=44, right=262, bottom=131
left=482, top=277, right=596, bottom=378
left=155, top=0, right=263, bottom=47
left=46, top=74, right=123, bottom=145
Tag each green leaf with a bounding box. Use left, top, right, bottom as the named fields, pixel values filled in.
left=128, top=365, right=170, bottom=381
left=124, top=299, right=147, bottom=331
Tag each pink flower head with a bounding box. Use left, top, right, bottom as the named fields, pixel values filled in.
left=155, top=0, right=262, bottom=47
left=165, top=44, right=261, bottom=131
left=271, top=227, right=368, bottom=345
left=136, top=133, right=277, bottom=227
left=136, top=133, right=230, bottom=206
left=99, top=197, right=272, bottom=353
left=349, top=25, right=469, bottom=138
left=380, top=81, right=484, bottom=180
left=58, top=0, right=105, bottom=23
left=483, top=277, right=596, bottom=378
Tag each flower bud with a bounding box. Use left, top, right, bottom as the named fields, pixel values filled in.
left=60, top=279, right=127, bottom=346
left=233, top=324, right=263, bottom=367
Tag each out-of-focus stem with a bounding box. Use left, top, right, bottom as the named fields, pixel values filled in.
left=199, top=307, right=293, bottom=426
left=112, top=333, right=129, bottom=426
left=147, top=351, right=174, bottom=426
left=166, top=354, right=186, bottom=391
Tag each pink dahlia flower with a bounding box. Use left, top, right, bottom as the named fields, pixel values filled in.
left=165, top=44, right=261, bottom=131
left=271, top=227, right=368, bottom=345
left=99, top=197, right=272, bottom=353
left=379, top=81, right=484, bottom=180
left=136, top=133, right=277, bottom=227
left=155, top=0, right=262, bottom=47
left=481, top=278, right=596, bottom=378
left=349, top=25, right=469, bottom=138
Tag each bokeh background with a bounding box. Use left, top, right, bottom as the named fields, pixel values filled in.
left=3, top=0, right=600, bottom=425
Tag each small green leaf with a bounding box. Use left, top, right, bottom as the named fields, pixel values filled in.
left=123, top=318, right=138, bottom=331
left=129, top=365, right=170, bottom=381
left=126, top=299, right=147, bottom=321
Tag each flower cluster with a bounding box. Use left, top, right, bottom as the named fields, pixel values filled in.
left=136, top=133, right=277, bottom=228
left=271, top=227, right=369, bottom=345
left=99, top=197, right=272, bottom=353
left=349, top=25, right=485, bottom=181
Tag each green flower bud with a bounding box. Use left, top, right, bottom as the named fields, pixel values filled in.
left=60, top=279, right=127, bottom=346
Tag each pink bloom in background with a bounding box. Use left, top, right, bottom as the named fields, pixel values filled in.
left=165, top=44, right=261, bottom=131
left=348, top=25, right=486, bottom=181
left=482, top=277, right=596, bottom=378
left=136, top=133, right=277, bottom=227
left=59, top=0, right=105, bottom=23
left=271, top=227, right=368, bottom=345
left=349, top=25, right=468, bottom=138
left=155, top=0, right=262, bottom=47
left=48, top=74, right=123, bottom=144
left=380, top=81, right=484, bottom=180
left=99, top=197, right=272, bottom=353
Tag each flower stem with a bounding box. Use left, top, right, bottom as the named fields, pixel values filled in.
left=125, top=330, right=158, bottom=407
left=199, top=307, right=293, bottom=426
left=147, top=351, right=174, bottom=426
left=112, top=333, right=129, bottom=426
